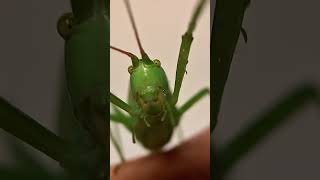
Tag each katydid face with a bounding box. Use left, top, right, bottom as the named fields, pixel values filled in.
left=130, top=57, right=169, bottom=116
left=136, top=86, right=165, bottom=115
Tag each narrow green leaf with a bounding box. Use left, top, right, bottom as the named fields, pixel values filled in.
left=216, top=84, right=319, bottom=177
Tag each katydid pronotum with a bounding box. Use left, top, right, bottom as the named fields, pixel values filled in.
left=110, top=0, right=210, bottom=164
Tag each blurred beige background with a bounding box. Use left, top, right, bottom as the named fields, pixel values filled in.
left=110, top=0, right=210, bottom=164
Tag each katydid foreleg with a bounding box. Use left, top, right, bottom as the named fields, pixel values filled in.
left=110, top=105, right=136, bottom=162
left=172, top=0, right=208, bottom=105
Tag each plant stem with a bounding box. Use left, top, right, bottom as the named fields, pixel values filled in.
left=0, top=97, right=68, bottom=163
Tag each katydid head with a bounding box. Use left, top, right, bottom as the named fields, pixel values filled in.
left=111, top=0, right=170, bottom=123
left=130, top=59, right=169, bottom=120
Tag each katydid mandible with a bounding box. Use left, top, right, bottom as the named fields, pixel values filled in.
left=110, top=0, right=209, bottom=162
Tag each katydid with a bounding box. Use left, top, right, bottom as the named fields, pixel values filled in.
left=56, top=0, right=109, bottom=178
left=110, top=0, right=210, bottom=163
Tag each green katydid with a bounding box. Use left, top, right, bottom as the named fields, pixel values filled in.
left=57, top=0, right=109, bottom=178
left=110, top=0, right=210, bottom=163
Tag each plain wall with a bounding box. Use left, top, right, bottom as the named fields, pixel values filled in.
left=0, top=0, right=70, bottom=173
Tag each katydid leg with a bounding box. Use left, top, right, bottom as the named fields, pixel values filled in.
left=172, top=0, right=207, bottom=105
left=110, top=106, right=136, bottom=163
left=110, top=105, right=134, bottom=132
left=110, top=93, right=136, bottom=116
left=178, top=88, right=210, bottom=115
left=110, top=127, right=125, bottom=163
left=110, top=107, right=132, bottom=163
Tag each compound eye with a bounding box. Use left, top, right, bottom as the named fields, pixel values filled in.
left=57, top=13, right=74, bottom=39
left=153, top=59, right=161, bottom=67
left=128, top=65, right=134, bottom=74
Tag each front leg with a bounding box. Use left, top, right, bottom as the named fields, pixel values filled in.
left=172, top=0, right=207, bottom=105
left=110, top=92, right=135, bottom=116
left=110, top=92, right=138, bottom=144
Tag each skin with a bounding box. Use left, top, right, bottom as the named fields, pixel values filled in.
left=110, top=128, right=210, bottom=180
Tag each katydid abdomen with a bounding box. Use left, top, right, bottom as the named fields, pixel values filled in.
left=134, top=113, right=175, bottom=150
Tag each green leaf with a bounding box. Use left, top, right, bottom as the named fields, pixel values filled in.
left=216, top=84, right=319, bottom=177
left=211, top=0, right=250, bottom=132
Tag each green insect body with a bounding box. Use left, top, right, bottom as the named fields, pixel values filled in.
left=110, top=0, right=209, bottom=161
left=57, top=0, right=109, bottom=177
left=59, top=0, right=108, bottom=142
left=128, top=54, right=177, bottom=150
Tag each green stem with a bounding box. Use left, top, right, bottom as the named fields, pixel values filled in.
left=0, top=97, right=68, bottom=163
